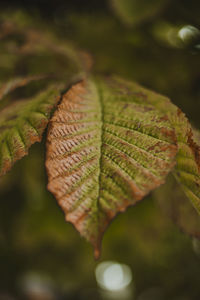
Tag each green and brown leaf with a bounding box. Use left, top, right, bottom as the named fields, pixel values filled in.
left=0, top=18, right=84, bottom=177
left=0, top=81, right=62, bottom=177
left=109, top=77, right=200, bottom=215
left=45, top=77, right=178, bottom=257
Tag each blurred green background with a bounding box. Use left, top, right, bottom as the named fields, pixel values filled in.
left=0, top=0, right=200, bottom=299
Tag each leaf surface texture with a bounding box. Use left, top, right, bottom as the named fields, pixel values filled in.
left=46, top=77, right=177, bottom=256
left=111, top=77, right=200, bottom=215
left=0, top=83, right=61, bottom=176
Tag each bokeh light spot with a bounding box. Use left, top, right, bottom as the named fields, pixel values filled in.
left=178, top=25, right=200, bottom=43
left=95, top=261, right=132, bottom=292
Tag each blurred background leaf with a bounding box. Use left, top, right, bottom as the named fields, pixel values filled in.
left=110, top=0, right=170, bottom=27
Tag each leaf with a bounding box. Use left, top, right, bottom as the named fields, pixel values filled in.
left=0, top=82, right=62, bottom=177
left=0, top=16, right=86, bottom=177
left=110, top=77, right=200, bottom=215
left=45, top=77, right=177, bottom=257
left=110, top=0, right=169, bottom=27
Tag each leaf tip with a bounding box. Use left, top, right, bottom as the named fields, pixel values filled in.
left=94, top=247, right=101, bottom=260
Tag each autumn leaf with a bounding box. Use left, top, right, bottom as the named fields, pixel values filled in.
left=0, top=80, right=63, bottom=177
left=110, top=77, right=200, bottom=215
left=45, top=77, right=177, bottom=258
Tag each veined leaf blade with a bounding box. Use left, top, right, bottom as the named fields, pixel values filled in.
left=109, top=77, right=200, bottom=215
left=46, top=77, right=177, bottom=257
left=0, top=84, right=62, bottom=177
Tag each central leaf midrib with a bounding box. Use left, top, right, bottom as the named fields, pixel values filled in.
left=96, top=82, right=105, bottom=214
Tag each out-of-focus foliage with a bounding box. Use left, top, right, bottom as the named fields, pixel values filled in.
left=155, top=174, right=200, bottom=239
left=0, top=0, right=200, bottom=299
left=110, top=0, right=169, bottom=26
left=0, top=14, right=82, bottom=81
